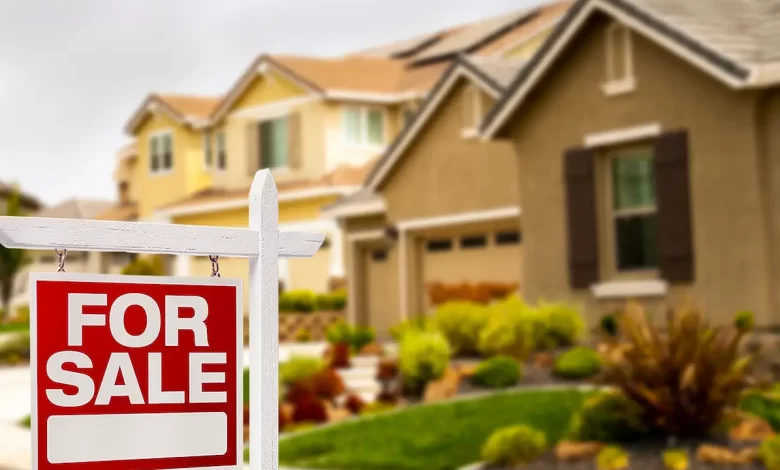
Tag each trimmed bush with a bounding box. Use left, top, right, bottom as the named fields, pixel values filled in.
left=350, top=326, right=375, bottom=353
left=325, top=321, right=351, bottom=345
left=294, top=328, right=311, bottom=343
left=389, top=316, right=434, bottom=341
left=481, top=424, right=546, bottom=467
left=568, top=392, right=648, bottom=443
left=121, top=255, right=165, bottom=276
left=471, top=355, right=522, bottom=388
left=280, top=290, right=316, bottom=313
left=539, top=301, right=584, bottom=346
left=398, top=330, right=451, bottom=395
left=279, top=356, right=324, bottom=387
left=432, top=301, right=490, bottom=356
left=553, top=347, right=601, bottom=379
left=596, top=446, right=629, bottom=470
left=734, top=310, right=755, bottom=333
left=478, top=296, right=534, bottom=359
left=315, top=289, right=347, bottom=311
left=760, top=435, right=780, bottom=470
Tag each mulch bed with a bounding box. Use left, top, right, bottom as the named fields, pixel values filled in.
left=477, top=437, right=764, bottom=469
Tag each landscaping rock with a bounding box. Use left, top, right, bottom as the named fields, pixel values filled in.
left=695, top=444, right=757, bottom=465
left=423, top=367, right=461, bottom=403
left=729, top=415, right=775, bottom=442
left=554, top=440, right=604, bottom=461
left=358, top=342, right=384, bottom=356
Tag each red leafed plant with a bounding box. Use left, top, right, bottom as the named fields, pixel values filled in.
left=344, top=393, right=366, bottom=414
left=278, top=408, right=289, bottom=430
left=377, top=358, right=399, bottom=381
left=312, top=368, right=346, bottom=402
left=292, top=398, right=328, bottom=423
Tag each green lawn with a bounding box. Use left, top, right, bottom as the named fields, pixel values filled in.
left=0, top=321, right=29, bottom=334
left=247, top=387, right=593, bottom=470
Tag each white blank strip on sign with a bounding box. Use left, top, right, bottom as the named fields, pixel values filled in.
left=47, top=412, right=228, bottom=463
left=0, top=216, right=324, bottom=258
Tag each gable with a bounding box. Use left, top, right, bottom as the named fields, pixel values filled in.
left=379, top=79, right=519, bottom=221
left=135, top=111, right=182, bottom=138
left=231, top=71, right=311, bottom=113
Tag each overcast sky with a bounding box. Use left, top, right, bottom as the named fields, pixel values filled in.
left=0, top=0, right=538, bottom=207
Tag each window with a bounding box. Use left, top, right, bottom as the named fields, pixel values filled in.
left=426, top=239, right=452, bottom=253
left=610, top=149, right=657, bottom=271
left=260, top=118, right=289, bottom=169
left=603, top=22, right=635, bottom=94
left=149, top=132, right=173, bottom=173
left=215, top=131, right=227, bottom=170
left=342, top=108, right=385, bottom=146
left=203, top=133, right=213, bottom=168
left=495, top=231, right=522, bottom=245
left=460, top=234, right=487, bottom=249
left=371, top=250, right=387, bottom=262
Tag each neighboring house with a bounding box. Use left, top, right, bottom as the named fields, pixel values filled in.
left=324, top=55, right=526, bottom=337
left=10, top=198, right=116, bottom=310
left=102, top=0, right=572, bottom=313
left=480, top=0, right=780, bottom=326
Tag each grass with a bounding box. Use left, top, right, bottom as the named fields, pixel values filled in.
left=0, top=320, right=29, bottom=334
left=246, top=387, right=593, bottom=470
left=740, top=385, right=780, bottom=430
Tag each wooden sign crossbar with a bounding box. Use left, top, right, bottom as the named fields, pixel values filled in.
left=0, top=170, right=321, bottom=470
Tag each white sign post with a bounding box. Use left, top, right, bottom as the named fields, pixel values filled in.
left=0, top=170, right=323, bottom=470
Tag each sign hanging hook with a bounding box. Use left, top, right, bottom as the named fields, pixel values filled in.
left=209, top=255, right=220, bottom=277
left=55, top=249, right=67, bottom=273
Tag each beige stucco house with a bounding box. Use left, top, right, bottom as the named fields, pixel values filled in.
left=481, top=0, right=780, bottom=326
left=326, top=55, right=526, bottom=337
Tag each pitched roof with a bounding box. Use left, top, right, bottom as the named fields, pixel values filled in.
left=125, top=93, right=221, bottom=134
left=363, top=55, right=525, bottom=193
left=35, top=198, right=114, bottom=219
left=482, top=0, right=780, bottom=137
left=476, top=1, right=571, bottom=55
left=96, top=202, right=138, bottom=222
left=157, top=159, right=378, bottom=216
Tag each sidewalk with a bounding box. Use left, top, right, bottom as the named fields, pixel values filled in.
left=0, top=423, right=30, bottom=470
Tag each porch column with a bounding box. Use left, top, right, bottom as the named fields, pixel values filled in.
left=329, top=223, right=345, bottom=278
left=174, top=254, right=190, bottom=277
left=398, top=229, right=409, bottom=321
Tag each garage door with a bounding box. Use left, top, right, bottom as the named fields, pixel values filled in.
left=421, top=229, right=522, bottom=311
left=362, top=244, right=400, bottom=340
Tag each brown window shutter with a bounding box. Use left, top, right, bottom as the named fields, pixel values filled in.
left=564, top=147, right=599, bottom=289
left=287, top=113, right=302, bottom=169
left=654, top=130, right=694, bottom=283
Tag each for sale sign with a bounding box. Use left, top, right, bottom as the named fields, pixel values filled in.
left=30, top=273, right=243, bottom=470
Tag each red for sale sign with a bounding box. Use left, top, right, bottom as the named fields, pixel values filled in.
left=30, top=273, right=243, bottom=470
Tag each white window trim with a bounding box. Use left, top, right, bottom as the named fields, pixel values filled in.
left=148, top=130, right=174, bottom=176
left=591, top=279, right=668, bottom=299
left=341, top=106, right=387, bottom=149
left=602, top=22, right=636, bottom=96
left=584, top=123, right=661, bottom=147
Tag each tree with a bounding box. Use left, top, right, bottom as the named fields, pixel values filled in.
left=0, top=188, right=29, bottom=317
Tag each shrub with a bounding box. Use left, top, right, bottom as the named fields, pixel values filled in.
left=377, top=358, right=399, bottom=381
left=294, top=328, right=311, bottom=343
left=325, top=321, right=351, bottom=345
left=311, top=368, right=345, bottom=401
left=478, top=296, right=534, bottom=359
left=481, top=424, right=546, bottom=467
left=280, top=290, right=316, bottom=313
left=344, top=394, right=366, bottom=414
left=760, top=435, right=780, bottom=470
left=291, top=398, right=328, bottom=423
left=568, top=392, right=648, bottom=442
left=121, top=255, right=165, bottom=276
left=398, top=330, right=451, bottom=395
left=662, top=449, right=689, bottom=470
left=432, top=301, right=490, bottom=356
left=471, top=355, right=522, bottom=388
left=596, top=446, right=629, bottom=470
left=553, top=347, right=601, bottom=379
left=390, top=316, right=434, bottom=341
left=279, top=356, right=324, bottom=388
left=279, top=408, right=289, bottom=431
left=599, top=302, right=753, bottom=437
left=600, top=314, right=619, bottom=337
left=325, top=343, right=351, bottom=369
left=350, top=326, right=375, bottom=353
left=0, top=331, right=30, bottom=364
left=539, top=301, right=584, bottom=346
left=734, top=310, right=755, bottom=333
left=329, top=289, right=347, bottom=311
left=361, top=401, right=395, bottom=416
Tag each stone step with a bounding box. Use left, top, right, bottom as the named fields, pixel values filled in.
left=336, top=366, right=377, bottom=381
left=351, top=355, right=382, bottom=367
left=343, top=377, right=381, bottom=392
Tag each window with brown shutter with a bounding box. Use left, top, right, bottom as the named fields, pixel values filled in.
left=653, top=130, right=694, bottom=282
left=564, top=147, right=599, bottom=288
